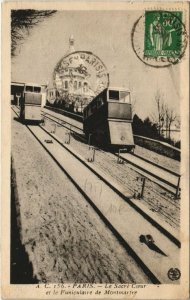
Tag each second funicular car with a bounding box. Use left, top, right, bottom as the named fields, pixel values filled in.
left=83, top=87, right=135, bottom=151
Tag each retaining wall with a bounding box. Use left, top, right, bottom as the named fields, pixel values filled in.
left=134, top=135, right=180, bottom=161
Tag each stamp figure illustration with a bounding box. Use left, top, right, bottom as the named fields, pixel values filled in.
left=132, top=10, right=188, bottom=67
left=144, top=11, right=182, bottom=58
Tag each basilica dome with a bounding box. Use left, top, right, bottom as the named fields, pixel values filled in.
left=52, top=36, right=109, bottom=111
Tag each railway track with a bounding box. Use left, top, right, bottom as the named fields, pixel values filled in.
left=41, top=108, right=181, bottom=229
left=13, top=106, right=181, bottom=228
left=42, top=110, right=83, bottom=133
left=15, top=105, right=181, bottom=197
left=117, top=152, right=180, bottom=196
left=42, top=107, right=181, bottom=197
left=132, top=151, right=179, bottom=177
left=12, top=106, right=180, bottom=284
left=44, top=105, right=83, bottom=122
left=92, top=151, right=180, bottom=228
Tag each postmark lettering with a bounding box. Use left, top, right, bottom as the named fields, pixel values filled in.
left=131, top=11, right=188, bottom=68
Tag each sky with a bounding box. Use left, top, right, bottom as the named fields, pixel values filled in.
left=11, top=10, right=184, bottom=120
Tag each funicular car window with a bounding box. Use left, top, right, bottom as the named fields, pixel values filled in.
left=34, top=86, right=41, bottom=93
left=109, top=90, right=119, bottom=100
left=25, top=85, right=33, bottom=92
left=120, top=91, right=130, bottom=103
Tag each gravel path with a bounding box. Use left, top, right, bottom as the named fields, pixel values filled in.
left=11, top=112, right=150, bottom=284
left=44, top=119, right=180, bottom=229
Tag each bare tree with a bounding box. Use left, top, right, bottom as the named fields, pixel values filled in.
left=131, top=96, right=137, bottom=117
left=151, top=91, right=178, bottom=141
left=11, top=10, right=56, bottom=56
left=151, top=90, right=165, bottom=135
left=175, top=116, right=181, bottom=130
left=165, top=105, right=177, bottom=140
left=127, top=83, right=137, bottom=117
left=164, top=105, right=169, bottom=139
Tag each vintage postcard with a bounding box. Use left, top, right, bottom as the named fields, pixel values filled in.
left=1, top=1, right=189, bottom=299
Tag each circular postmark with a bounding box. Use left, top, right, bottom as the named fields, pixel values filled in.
left=53, top=51, right=109, bottom=95
left=168, top=268, right=181, bottom=281
left=131, top=11, right=188, bottom=68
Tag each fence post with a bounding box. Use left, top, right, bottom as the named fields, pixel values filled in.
left=92, top=147, right=95, bottom=162
left=65, top=129, right=71, bottom=144
left=117, top=149, right=120, bottom=164
left=175, top=176, right=181, bottom=199
left=134, top=176, right=146, bottom=199
left=42, top=116, right=45, bottom=126
left=16, top=93, right=21, bottom=106
left=16, top=95, right=21, bottom=106
left=68, top=129, right=71, bottom=144
left=88, top=134, right=92, bottom=149
left=140, top=177, right=146, bottom=198
left=117, top=149, right=124, bottom=164
left=87, top=146, right=95, bottom=162
left=51, top=123, right=56, bottom=134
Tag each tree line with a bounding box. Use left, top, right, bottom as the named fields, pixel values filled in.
left=132, top=90, right=180, bottom=148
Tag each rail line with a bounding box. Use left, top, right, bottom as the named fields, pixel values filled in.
left=11, top=108, right=180, bottom=229
left=97, top=158, right=180, bottom=227
left=12, top=106, right=180, bottom=228
left=14, top=105, right=181, bottom=197
left=42, top=110, right=83, bottom=133
left=40, top=108, right=181, bottom=229
left=42, top=108, right=181, bottom=196
left=11, top=106, right=180, bottom=284
left=131, top=152, right=179, bottom=177
left=44, top=106, right=180, bottom=174
left=117, top=152, right=180, bottom=196
left=44, top=105, right=83, bottom=122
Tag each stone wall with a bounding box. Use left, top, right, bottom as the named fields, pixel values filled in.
left=134, top=135, right=180, bottom=161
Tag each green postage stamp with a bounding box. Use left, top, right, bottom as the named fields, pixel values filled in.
left=144, top=11, right=183, bottom=58
left=132, top=9, right=188, bottom=67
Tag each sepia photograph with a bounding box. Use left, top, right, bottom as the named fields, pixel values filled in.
left=1, top=1, right=189, bottom=299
